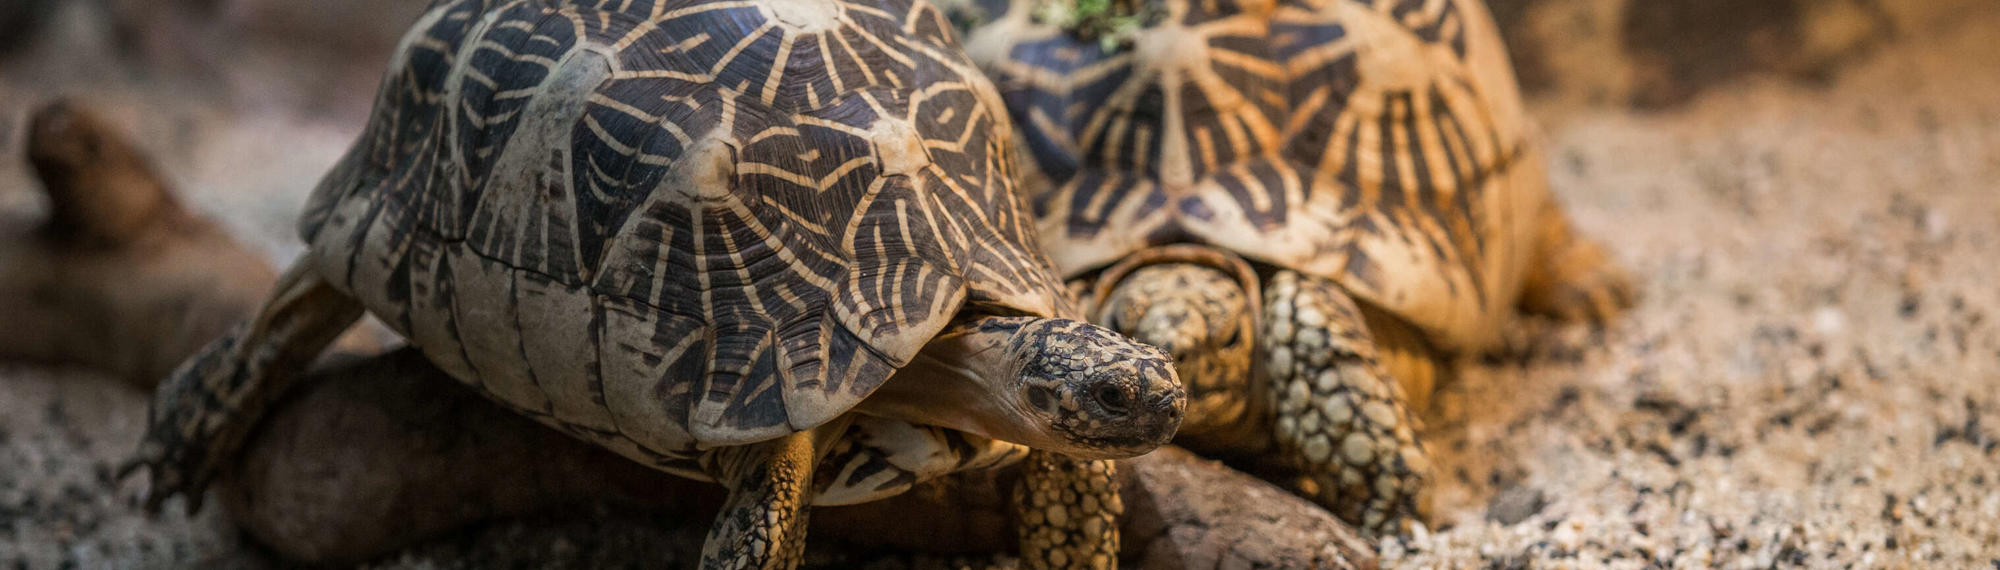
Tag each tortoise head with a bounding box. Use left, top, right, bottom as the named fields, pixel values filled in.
left=866, top=317, right=1184, bottom=460
left=1091, top=247, right=1259, bottom=425
left=1002, top=317, right=1184, bottom=457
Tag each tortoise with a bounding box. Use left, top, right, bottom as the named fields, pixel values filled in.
left=958, top=0, right=1636, bottom=534
left=119, top=0, right=1188, bottom=568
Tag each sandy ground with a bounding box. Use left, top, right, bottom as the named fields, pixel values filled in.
left=2, top=1, right=1998, bottom=568
left=1399, top=12, right=2000, bottom=569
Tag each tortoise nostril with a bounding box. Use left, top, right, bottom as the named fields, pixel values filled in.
left=1093, top=384, right=1134, bottom=416
left=1152, top=391, right=1183, bottom=420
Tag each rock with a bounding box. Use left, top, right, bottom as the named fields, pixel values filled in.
left=1485, top=485, right=1547, bottom=526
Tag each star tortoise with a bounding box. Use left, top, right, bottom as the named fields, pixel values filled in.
left=961, top=0, right=1636, bottom=534
left=121, top=0, right=1188, bottom=568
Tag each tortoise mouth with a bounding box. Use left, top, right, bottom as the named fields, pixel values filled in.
left=1059, top=387, right=1186, bottom=459
left=1039, top=364, right=1187, bottom=460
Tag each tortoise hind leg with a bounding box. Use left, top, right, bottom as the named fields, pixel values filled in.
left=1358, top=305, right=1449, bottom=418
left=121, top=261, right=363, bottom=514
left=1259, top=270, right=1429, bottom=535
left=1013, top=451, right=1120, bottom=569
left=1519, top=206, right=1637, bottom=324
left=700, top=419, right=853, bottom=570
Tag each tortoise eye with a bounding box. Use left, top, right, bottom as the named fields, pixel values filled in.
left=1092, top=384, right=1134, bottom=416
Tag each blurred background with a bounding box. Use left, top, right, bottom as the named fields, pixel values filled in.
left=1, top=0, right=1997, bottom=567
left=0, top=0, right=423, bottom=261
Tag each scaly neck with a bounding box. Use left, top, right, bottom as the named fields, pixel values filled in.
left=853, top=319, right=1044, bottom=447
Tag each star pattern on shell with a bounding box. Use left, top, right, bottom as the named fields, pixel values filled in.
left=299, top=0, right=1072, bottom=462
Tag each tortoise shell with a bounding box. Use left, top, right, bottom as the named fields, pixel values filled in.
left=968, top=0, right=1545, bottom=350
left=297, top=0, right=1073, bottom=466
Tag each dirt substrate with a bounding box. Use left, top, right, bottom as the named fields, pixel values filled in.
left=3, top=1, right=1999, bottom=568
left=1399, top=5, right=2000, bottom=566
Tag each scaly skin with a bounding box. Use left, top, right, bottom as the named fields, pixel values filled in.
left=1260, top=270, right=1430, bottom=534
left=1091, top=248, right=1431, bottom=534
left=702, top=421, right=849, bottom=570
left=1013, top=451, right=1121, bottom=569
left=121, top=264, right=364, bottom=514
left=1090, top=248, right=1261, bottom=453
left=1360, top=307, right=1446, bottom=419
left=1091, top=232, right=1627, bottom=536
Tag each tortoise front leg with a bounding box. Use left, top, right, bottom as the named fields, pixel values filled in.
left=700, top=418, right=852, bottom=570
left=1013, top=451, right=1120, bottom=569
left=1260, top=270, right=1430, bottom=535
left=121, top=262, right=363, bottom=514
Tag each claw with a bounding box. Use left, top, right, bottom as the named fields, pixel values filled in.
left=112, top=454, right=167, bottom=515
left=116, top=436, right=211, bottom=516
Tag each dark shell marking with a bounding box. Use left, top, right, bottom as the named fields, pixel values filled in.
left=299, top=0, right=1074, bottom=462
